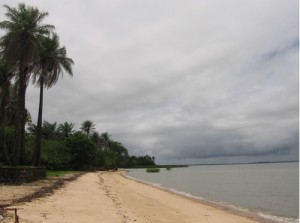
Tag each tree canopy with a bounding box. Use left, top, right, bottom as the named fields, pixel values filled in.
left=0, top=3, right=156, bottom=169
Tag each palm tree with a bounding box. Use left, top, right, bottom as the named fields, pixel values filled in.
left=80, top=120, right=95, bottom=137
left=58, top=122, right=75, bottom=139
left=41, top=121, right=57, bottom=140
left=32, top=34, right=73, bottom=165
left=101, top=132, right=111, bottom=150
left=0, top=3, right=54, bottom=165
left=27, top=123, right=37, bottom=135
left=90, top=131, right=103, bottom=149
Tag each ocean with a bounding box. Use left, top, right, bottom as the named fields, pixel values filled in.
left=126, top=162, right=299, bottom=223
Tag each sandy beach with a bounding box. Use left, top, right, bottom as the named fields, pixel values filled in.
left=6, top=171, right=264, bottom=223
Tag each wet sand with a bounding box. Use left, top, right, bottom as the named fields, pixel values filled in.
left=11, top=171, right=262, bottom=223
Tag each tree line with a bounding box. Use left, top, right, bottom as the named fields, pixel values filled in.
left=31, top=120, right=155, bottom=169
left=0, top=3, right=155, bottom=169
left=0, top=118, right=156, bottom=169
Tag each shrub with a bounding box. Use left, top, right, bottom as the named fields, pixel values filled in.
left=146, top=168, right=160, bottom=173
left=41, top=140, right=71, bottom=170
left=66, top=132, right=96, bottom=169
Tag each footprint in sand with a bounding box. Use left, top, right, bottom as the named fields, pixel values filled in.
left=40, top=212, right=50, bottom=219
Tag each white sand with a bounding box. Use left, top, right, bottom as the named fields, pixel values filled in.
left=13, top=171, right=260, bottom=223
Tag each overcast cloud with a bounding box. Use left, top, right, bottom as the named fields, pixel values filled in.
left=0, top=0, right=298, bottom=164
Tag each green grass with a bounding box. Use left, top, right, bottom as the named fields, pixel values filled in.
left=47, top=170, right=78, bottom=177
left=146, top=168, right=160, bottom=173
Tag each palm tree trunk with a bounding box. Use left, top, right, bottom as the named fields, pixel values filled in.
left=20, top=79, right=27, bottom=165
left=33, top=77, right=44, bottom=166
left=13, top=60, right=25, bottom=166
left=0, top=82, right=11, bottom=165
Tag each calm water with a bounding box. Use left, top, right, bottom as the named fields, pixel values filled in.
left=126, top=162, right=299, bottom=222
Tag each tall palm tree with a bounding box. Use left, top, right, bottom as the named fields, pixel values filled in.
left=58, top=122, right=75, bottom=139
left=0, top=3, right=54, bottom=165
left=80, top=120, right=95, bottom=137
left=32, top=34, right=74, bottom=165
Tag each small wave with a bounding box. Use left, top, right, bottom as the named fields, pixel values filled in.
left=166, top=187, right=205, bottom=200
left=123, top=174, right=162, bottom=188
left=257, top=212, right=298, bottom=223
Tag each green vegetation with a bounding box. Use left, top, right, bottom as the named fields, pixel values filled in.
left=146, top=168, right=160, bottom=173
left=0, top=3, right=56, bottom=166
left=0, top=3, right=156, bottom=170
left=32, top=33, right=74, bottom=166
left=23, top=119, right=156, bottom=170
left=47, top=170, right=78, bottom=177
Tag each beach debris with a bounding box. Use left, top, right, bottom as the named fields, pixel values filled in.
left=0, top=208, right=20, bottom=223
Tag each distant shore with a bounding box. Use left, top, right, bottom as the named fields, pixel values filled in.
left=4, top=171, right=277, bottom=223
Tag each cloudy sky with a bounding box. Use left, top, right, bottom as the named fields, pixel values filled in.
left=0, top=0, right=298, bottom=164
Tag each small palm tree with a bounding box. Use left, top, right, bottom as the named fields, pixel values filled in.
left=58, top=122, right=75, bottom=139
left=101, top=132, right=111, bottom=150
left=32, top=34, right=73, bottom=165
left=80, top=120, right=95, bottom=137
left=90, top=131, right=104, bottom=149
left=42, top=121, right=57, bottom=140
left=0, top=3, right=54, bottom=165
left=27, top=123, right=37, bottom=135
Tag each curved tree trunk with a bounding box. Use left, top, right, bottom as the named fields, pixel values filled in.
left=33, top=76, right=44, bottom=166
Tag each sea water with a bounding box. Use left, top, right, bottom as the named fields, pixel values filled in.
left=126, top=162, right=299, bottom=223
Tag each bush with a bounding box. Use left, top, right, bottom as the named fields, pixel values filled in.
left=146, top=168, right=160, bottom=173
left=66, top=132, right=96, bottom=169
left=0, top=126, right=15, bottom=165
left=41, top=140, right=71, bottom=170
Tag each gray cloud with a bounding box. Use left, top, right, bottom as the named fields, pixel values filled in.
left=0, top=0, right=298, bottom=164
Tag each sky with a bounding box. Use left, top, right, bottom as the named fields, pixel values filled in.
left=0, top=0, right=298, bottom=164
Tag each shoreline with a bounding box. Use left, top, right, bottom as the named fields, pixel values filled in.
left=122, top=171, right=293, bottom=223
left=4, top=171, right=296, bottom=223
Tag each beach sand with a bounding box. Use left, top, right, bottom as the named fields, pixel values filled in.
left=9, top=171, right=262, bottom=223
